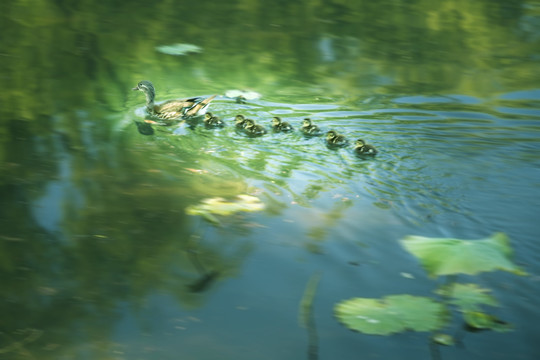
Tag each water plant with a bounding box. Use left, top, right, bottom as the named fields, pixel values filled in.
left=334, top=233, right=525, bottom=353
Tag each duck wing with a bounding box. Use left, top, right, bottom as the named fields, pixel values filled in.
left=153, top=98, right=199, bottom=120
left=183, top=95, right=216, bottom=118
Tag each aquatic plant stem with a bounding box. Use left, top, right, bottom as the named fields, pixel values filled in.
left=299, top=273, right=322, bottom=360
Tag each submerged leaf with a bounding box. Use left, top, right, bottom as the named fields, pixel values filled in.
left=335, top=295, right=448, bottom=335
left=155, top=43, right=203, bottom=56
left=437, top=283, right=498, bottom=312
left=432, top=333, right=455, bottom=346
left=464, top=311, right=513, bottom=332
left=186, top=194, right=265, bottom=223
left=400, top=233, right=525, bottom=278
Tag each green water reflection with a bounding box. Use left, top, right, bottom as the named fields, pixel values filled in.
left=1, top=0, right=540, bottom=359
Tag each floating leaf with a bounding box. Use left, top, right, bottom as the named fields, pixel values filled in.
left=186, top=195, right=265, bottom=224
left=436, top=283, right=498, bottom=312
left=155, top=43, right=202, bottom=56
left=432, top=333, right=455, bottom=346
left=400, top=233, right=525, bottom=278
left=335, top=295, right=448, bottom=335
left=463, top=311, right=513, bottom=332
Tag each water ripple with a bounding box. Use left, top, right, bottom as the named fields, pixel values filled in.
left=130, top=91, right=540, bottom=226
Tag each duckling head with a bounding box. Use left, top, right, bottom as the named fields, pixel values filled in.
left=272, top=117, right=282, bottom=127
left=302, top=118, right=313, bottom=127
left=244, top=119, right=256, bottom=129
left=235, top=114, right=246, bottom=124
left=355, top=139, right=366, bottom=147
left=204, top=112, right=213, bottom=120
left=326, top=130, right=338, bottom=141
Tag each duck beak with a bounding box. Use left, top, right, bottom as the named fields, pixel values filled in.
left=132, top=86, right=139, bottom=91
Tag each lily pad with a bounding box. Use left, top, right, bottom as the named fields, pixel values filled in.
left=400, top=233, right=525, bottom=278
left=155, top=43, right=202, bottom=56
left=186, top=195, right=265, bottom=224
left=463, top=311, right=513, bottom=332
left=436, top=283, right=498, bottom=312
left=335, top=295, right=448, bottom=335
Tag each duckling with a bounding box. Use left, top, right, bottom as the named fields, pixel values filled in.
left=300, top=118, right=322, bottom=136
left=203, top=112, right=225, bottom=128
left=133, top=80, right=216, bottom=123
left=235, top=114, right=248, bottom=129
left=354, top=139, right=378, bottom=156
left=271, top=117, right=294, bottom=132
left=243, top=119, right=267, bottom=136
left=326, top=130, right=349, bottom=147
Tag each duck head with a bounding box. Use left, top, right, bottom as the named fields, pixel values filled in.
left=272, top=117, right=282, bottom=127
left=326, top=130, right=338, bottom=141
left=133, top=80, right=156, bottom=108
left=355, top=139, right=366, bottom=147
left=235, top=114, right=246, bottom=125
left=243, top=119, right=256, bottom=129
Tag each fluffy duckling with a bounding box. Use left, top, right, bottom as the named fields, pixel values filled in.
left=326, top=130, right=349, bottom=147
left=203, top=112, right=225, bottom=128
left=300, top=118, right=322, bottom=136
left=235, top=114, right=249, bottom=129
left=354, top=139, right=378, bottom=156
left=243, top=119, right=267, bottom=136
left=133, top=80, right=215, bottom=123
left=271, top=117, right=294, bottom=132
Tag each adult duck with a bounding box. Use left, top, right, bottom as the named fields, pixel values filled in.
left=133, top=80, right=216, bottom=124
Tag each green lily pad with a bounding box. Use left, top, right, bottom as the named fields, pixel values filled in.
left=155, top=43, right=202, bottom=56
left=400, top=233, right=525, bottom=278
left=335, top=295, right=448, bottom=335
left=463, top=311, right=513, bottom=332
left=436, top=283, right=498, bottom=312
left=186, top=195, right=265, bottom=224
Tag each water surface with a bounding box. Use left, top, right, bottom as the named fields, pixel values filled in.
left=1, top=1, right=540, bottom=359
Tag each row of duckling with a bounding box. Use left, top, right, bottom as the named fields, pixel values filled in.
left=202, top=113, right=377, bottom=156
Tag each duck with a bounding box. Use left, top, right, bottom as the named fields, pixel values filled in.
left=326, top=130, right=349, bottom=147
left=300, top=118, right=322, bottom=136
left=235, top=114, right=249, bottom=129
left=243, top=119, right=267, bottom=136
left=133, top=80, right=216, bottom=124
left=203, top=112, right=225, bottom=128
left=271, top=117, right=294, bottom=132
left=354, top=139, right=378, bottom=156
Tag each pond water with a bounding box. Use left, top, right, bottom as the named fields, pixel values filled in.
left=1, top=1, right=540, bottom=359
